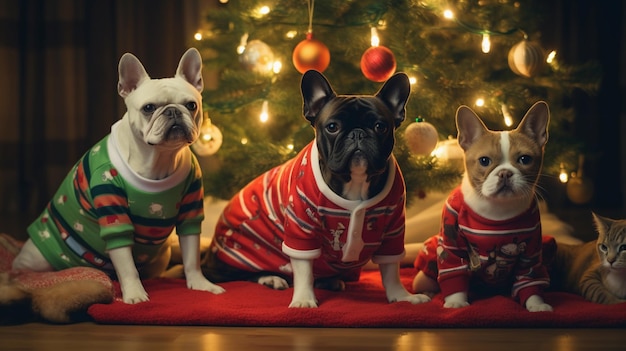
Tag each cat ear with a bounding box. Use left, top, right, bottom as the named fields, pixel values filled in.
left=516, top=101, right=550, bottom=148
left=592, top=212, right=613, bottom=238
left=456, top=105, right=489, bottom=151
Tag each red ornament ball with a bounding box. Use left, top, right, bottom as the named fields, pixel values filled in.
left=292, top=34, right=331, bottom=73
left=360, top=45, right=396, bottom=82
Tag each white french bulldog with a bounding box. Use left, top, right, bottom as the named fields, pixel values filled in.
left=12, top=48, right=224, bottom=304
left=412, top=101, right=553, bottom=312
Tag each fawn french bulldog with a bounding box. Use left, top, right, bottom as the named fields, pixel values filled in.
left=412, top=101, right=553, bottom=312
left=203, top=70, right=431, bottom=308
left=12, top=48, right=224, bottom=304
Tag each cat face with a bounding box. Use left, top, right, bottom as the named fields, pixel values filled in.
left=592, top=213, right=626, bottom=270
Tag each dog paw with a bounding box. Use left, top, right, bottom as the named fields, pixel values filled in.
left=257, top=276, right=289, bottom=290
left=393, top=293, right=431, bottom=304
left=443, top=300, right=470, bottom=309
left=122, top=290, right=150, bottom=304
left=119, top=280, right=149, bottom=304
left=289, top=299, right=318, bottom=308
left=526, top=303, right=553, bottom=312
left=187, top=277, right=226, bottom=295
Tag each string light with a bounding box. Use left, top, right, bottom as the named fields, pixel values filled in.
left=260, top=100, right=269, bottom=123
left=194, top=32, right=203, bottom=41
left=260, top=6, right=270, bottom=14
left=443, top=9, right=455, bottom=20
left=237, top=33, right=249, bottom=54
left=475, top=98, right=485, bottom=107
left=409, top=76, right=417, bottom=85
left=481, top=34, right=491, bottom=53
left=370, top=27, right=380, bottom=47
left=559, top=163, right=569, bottom=183
left=501, top=104, right=513, bottom=127
left=272, top=60, right=282, bottom=74
left=546, top=50, right=557, bottom=63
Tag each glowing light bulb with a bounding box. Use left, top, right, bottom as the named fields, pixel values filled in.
left=241, top=137, right=249, bottom=145
left=409, top=76, right=417, bottom=85
left=287, top=144, right=294, bottom=151
left=237, top=33, right=249, bottom=54
left=194, top=32, right=203, bottom=41
left=546, top=50, right=557, bottom=63
left=258, top=5, right=270, bottom=15
left=475, top=98, right=485, bottom=107
left=481, top=34, right=491, bottom=53
left=272, top=60, right=282, bottom=74
left=370, top=27, right=380, bottom=47
left=443, top=9, right=455, bottom=20
left=286, top=30, right=298, bottom=39
left=260, top=100, right=269, bottom=123
left=559, top=163, right=569, bottom=183
left=501, top=104, right=513, bottom=127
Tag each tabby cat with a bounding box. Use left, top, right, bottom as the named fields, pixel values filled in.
left=551, top=213, right=626, bottom=304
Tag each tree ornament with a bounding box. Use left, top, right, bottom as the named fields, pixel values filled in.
left=192, top=115, right=223, bottom=156
left=566, top=155, right=594, bottom=204
left=432, top=137, right=465, bottom=172
left=508, top=38, right=545, bottom=77
left=239, top=39, right=275, bottom=74
left=404, top=117, right=439, bottom=156
left=360, top=45, right=396, bottom=82
left=292, top=0, right=330, bottom=74
left=292, top=32, right=330, bottom=73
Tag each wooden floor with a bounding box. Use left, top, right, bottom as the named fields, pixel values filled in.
left=0, top=323, right=624, bottom=350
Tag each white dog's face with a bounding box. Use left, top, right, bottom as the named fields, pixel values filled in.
left=124, top=78, right=203, bottom=150
left=117, top=48, right=204, bottom=152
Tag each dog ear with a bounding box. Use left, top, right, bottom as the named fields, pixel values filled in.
left=301, top=70, right=336, bottom=125
left=117, top=53, right=150, bottom=98
left=456, top=105, right=489, bottom=151
left=515, top=101, right=550, bottom=148
left=375, top=73, right=410, bottom=128
left=176, top=48, right=204, bottom=93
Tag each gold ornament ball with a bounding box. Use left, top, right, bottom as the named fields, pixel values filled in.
left=191, top=123, right=223, bottom=156
left=508, top=39, right=545, bottom=78
left=239, top=39, right=275, bottom=74
left=404, top=119, right=438, bottom=156
left=566, top=176, right=594, bottom=204
left=292, top=34, right=331, bottom=74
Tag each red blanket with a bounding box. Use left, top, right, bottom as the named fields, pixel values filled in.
left=88, top=268, right=626, bottom=327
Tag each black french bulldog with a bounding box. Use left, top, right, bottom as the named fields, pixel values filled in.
left=203, top=70, right=431, bottom=308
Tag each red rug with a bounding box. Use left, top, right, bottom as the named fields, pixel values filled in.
left=88, top=268, right=626, bottom=328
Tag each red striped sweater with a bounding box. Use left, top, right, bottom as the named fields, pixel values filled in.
left=211, top=141, right=407, bottom=279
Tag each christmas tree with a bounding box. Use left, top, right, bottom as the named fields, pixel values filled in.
left=191, top=0, right=600, bottom=204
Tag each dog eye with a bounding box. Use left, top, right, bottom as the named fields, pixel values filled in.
left=326, top=122, right=340, bottom=133
left=478, top=157, right=491, bottom=167
left=142, top=104, right=156, bottom=113
left=374, top=122, right=388, bottom=134
left=185, top=101, right=197, bottom=111
left=518, top=155, right=533, bottom=165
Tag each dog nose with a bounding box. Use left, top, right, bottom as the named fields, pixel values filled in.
left=349, top=129, right=366, bottom=140
left=163, top=106, right=182, bottom=118
left=498, top=169, right=513, bottom=179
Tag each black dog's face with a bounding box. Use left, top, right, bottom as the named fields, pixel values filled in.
left=301, top=70, right=410, bottom=195
left=314, top=96, right=396, bottom=178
